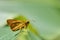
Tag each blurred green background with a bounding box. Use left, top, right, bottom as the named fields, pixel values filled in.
left=0, top=0, right=60, bottom=40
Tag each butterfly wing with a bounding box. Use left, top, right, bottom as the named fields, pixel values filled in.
left=7, top=19, right=26, bottom=31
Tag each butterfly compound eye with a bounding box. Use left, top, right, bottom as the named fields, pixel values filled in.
left=25, top=21, right=29, bottom=26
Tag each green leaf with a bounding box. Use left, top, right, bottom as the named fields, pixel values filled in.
left=13, top=15, right=45, bottom=40
left=13, top=16, right=40, bottom=37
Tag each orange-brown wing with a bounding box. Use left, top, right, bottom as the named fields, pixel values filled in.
left=7, top=19, right=23, bottom=31
left=7, top=19, right=22, bottom=25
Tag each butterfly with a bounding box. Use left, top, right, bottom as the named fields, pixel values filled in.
left=7, top=19, right=29, bottom=31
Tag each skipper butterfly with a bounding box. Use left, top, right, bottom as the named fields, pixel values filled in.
left=7, top=19, right=29, bottom=31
